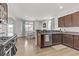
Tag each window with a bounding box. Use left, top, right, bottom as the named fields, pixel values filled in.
left=8, top=24, right=14, bottom=36
left=25, top=22, right=34, bottom=32
left=48, top=20, right=52, bottom=30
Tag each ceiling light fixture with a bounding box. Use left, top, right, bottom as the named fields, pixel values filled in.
left=59, top=6, right=63, bottom=9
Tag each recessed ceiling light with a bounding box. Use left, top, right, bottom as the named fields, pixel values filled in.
left=59, top=6, right=63, bottom=9
left=25, top=16, right=28, bottom=18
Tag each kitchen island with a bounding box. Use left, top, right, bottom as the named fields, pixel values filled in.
left=36, top=30, right=62, bottom=48
left=0, top=35, right=17, bottom=56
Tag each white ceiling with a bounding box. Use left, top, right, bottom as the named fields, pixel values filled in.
left=8, top=3, right=79, bottom=21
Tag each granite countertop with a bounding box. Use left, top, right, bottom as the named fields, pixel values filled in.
left=41, top=31, right=79, bottom=35
left=63, top=32, right=79, bottom=35
left=41, top=31, right=62, bottom=35
left=37, top=30, right=79, bottom=35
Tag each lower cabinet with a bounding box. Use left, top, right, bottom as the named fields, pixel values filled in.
left=52, top=34, right=62, bottom=45
left=74, top=35, right=79, bottom=50
left=63, top=34, right=73, bottom=47
left=37, top=32, right=79, bottom=50
left=37, top=33, right=42, bottom=48
left=41, top=34, right=44, bottom=48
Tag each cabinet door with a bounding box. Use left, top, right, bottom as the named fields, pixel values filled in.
left=72, top=12, right=79, bottom=26
left=74, top=36, right=79, bottom=50
left=63, top=34, right=73, bottom=47
left=37, top=33, right=41, bottom=47
left=41, top=35, right=44, bottom=48
left=64, top=14, right=72, bottom=27
left=63, top=35, right=69, bottom=46
left=52, top=34, right=61, bottom=45
left=58, top=16, right=65, bottom=27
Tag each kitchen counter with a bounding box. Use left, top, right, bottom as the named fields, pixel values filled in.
left=47, top=31, right=79, bottom=35
left=41, top=32, right=62, bottom=35
left=37, top=30, right=79, bottom=36
left=39, top=30, right=62, bottom=35
left=63, top=32, right=79, bottom=35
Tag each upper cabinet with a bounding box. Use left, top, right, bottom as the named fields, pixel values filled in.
left=58, top=11, right=79, bottom=27
left=72, top=12, right=79, bottom=27
left=58, top=16, right=65, bottom=27
left=64, top=14, right=72, bottom=27
left=0, top=3, right=8, bottom=23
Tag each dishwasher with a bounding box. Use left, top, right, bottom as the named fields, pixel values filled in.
left=44, top=34, right=52, bottom=47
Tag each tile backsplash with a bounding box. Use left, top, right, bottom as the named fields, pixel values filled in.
left=59, top=27, right=79, bottom=32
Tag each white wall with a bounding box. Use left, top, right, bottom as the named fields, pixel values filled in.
left=8, top=17, right=15, bottom=36
left=54, top=17, right=60, bottom=30
left=8, top=17, right=24, bottom=37
left=42, top=20, right=48, bottom=30
left=15, top=19, right=24, bottom=37
left=41, top=19, right=55, bottom=30
left=34, top=19, right=55, bottom=31
left=34, top=21, right=42, bottom=30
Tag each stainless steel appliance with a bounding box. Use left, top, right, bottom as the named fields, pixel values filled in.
left=44, top=34, right=52, bottom=47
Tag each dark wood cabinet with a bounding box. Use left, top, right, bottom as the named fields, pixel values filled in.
left=64, top=14, right=72, bottom=27
left=58, top=11, right=79, bottom=27
left=37, top=30, right=79, bottom=51
left=58, top=14, right=72, bottom=27
left=41, top=34, right=44, bottom=48
left=37, top=33, right=45, bottom=48
left=72, top=12, right=79, bottom=27
left=58, top=17, right=65, bottom=27
left=52, top=34, right=62, bottom=45
left=63, top=34, right=73, bottom=47
left=74, top=35, right=79, bottom=50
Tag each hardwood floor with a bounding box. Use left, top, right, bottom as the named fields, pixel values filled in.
left=16, top=37, right=79, bottom=56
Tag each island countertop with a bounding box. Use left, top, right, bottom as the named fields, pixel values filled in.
left=37, top=30, right=62, bottom=34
